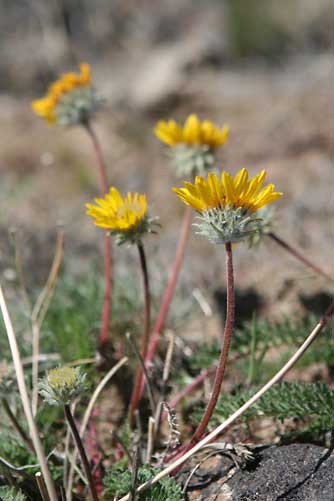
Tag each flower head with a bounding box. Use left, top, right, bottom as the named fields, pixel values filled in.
left=155, top=114, right=229, bottom=148
left=39, top=366, right=86, bottom=406
left=32, top=63, right=102, bottom=126
left=173, top=168, right=283, bottom=244
left=86, top=187, right=158, bottom=245
left=154, top=114, right=229, bottom=178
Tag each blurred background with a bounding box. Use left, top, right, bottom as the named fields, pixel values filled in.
left=0, top=0, right=333, bottom=330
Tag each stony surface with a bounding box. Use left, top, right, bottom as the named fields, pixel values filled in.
left=179, top=444, right=334, bottom=500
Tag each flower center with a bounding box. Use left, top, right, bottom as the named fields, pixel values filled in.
left=49, top=367, right=77, bottom=389
left=117, top=201, right=143, bottom=218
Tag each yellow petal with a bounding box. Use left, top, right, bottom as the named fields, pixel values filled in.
left=183, top=114, right=201, bottom=144
left=194, top=176, right=216, bottom=206
left=221, top=172, right=235, bottom=205
left=172, top=187, right=206, bottom=212
left=233, top=168, right=249, bottom=196
left=207, top=172, right=223, bottom=204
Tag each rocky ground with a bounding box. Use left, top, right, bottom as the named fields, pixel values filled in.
left=179, top=443, right=334, bottom=500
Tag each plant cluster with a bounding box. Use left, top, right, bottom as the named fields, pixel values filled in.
left=0, top=62, right=331, bottom=501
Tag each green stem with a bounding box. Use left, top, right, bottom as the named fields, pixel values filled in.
left=138, top=206, right=192, bottom=400
left=129, top=241, right=151, bottom=427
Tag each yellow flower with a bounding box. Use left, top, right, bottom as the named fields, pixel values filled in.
left=173, top=168, right=282, bottom=214
left=48, top=367, right=77, bottom=390
left=86, top=187, right=147, bottom=232
left=32, top=63, right=91, bottom=124
left=155, top=114, right=229, bottom=149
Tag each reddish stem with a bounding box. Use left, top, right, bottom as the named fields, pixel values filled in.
left=85, top=123, right=108, bottom=194
left=189, top=241, right=235, bottom=446
left=84, top=123, right=112, bottom=348
left=269, top=232, right=332, bottom=282
left=159, top=303, right=334, bottom=480
left=129, top=241, right=151, bottom=426
left=88, top=408, right=103, bottom=495
left=161, top=350, right=248, bottom=423
left=100, top=235, right=112, bottom=347
left=137, top=206, right=192, bottom=399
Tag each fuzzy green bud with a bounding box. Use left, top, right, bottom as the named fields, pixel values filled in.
left=55, top=87, right=103, bottom=127
left=194, top=206, right=262, bottom=244
left=39, top=366, right=86, bottom=406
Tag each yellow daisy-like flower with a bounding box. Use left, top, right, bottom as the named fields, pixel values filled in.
left=86, top=187, right=157, bottom=245
left=173, top=168, right=282, bottom=213
left=154, top=114, right=229, bottom=178
left=86, top=188, right=147, bottom=231
left=173, top=168, right=283, bottom=244
left=155, top=114, right=229, bottom=148
left=32, top=63, right=100, bottom=126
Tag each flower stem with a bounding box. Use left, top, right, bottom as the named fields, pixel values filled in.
left=189, top=241, right=235, bottom=446
left=84, top=122, right=112, bottom=348
left=64, top=404, right=98, bottom=501
left=66, top=357, right=128, bottom=501
left=269, top=232, right=333, bottom=281
left=129, top=241, right=151, bottom=426
left=1, top=398, right=35, bottom=454
left=138, top=206, right=192, bottom=399
left=117, top=302, right=334, bottom=501
left=100, top=234, right=112, bottom=347
left=84, top=122, right=108, bottom=195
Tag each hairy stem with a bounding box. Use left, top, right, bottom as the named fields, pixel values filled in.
left=139, top=206, right=192, bottom=399
left=269, top=232, right=332, bottom=281
left=118, top=303, right=334, bottom=501
left=161, top=350, right=248, bottom=423
left=64, top=404, right=98, bottom=501
left=84, top=122, right=112, bottom=348
left=189, top=241, right=234, bottom=446
left=129, top=241, right=151, bottom=426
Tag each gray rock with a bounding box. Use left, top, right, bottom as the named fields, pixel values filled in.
left=181, top=444, right=334, bottom=500
left=227, top=444, right=334, bottom=500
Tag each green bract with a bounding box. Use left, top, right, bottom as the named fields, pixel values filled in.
left=39, top=366, right=86, bottom=406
